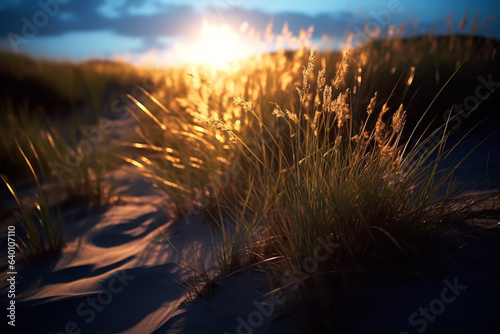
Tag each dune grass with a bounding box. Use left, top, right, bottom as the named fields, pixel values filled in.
left=0, top=109, right=117, bottom=259
left=0, top=51, right=144, bottom=113
left=0, top=105, right=117, bottom=259
left=0, top=55, right=128, bottom=260
left=122, top=28, right=499, bottom=328
left=232, top=50, right=499, bottom=329
left=1, top=99, right=114, bottom=207
left=1, top=141, right=64, bottom=260
left=1, top=134, right=114, bottom=262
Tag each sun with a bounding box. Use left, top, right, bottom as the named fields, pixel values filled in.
left=175, top=20, right=254, bottom=69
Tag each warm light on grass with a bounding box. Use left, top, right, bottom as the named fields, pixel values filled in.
left=122, top=24, right=499, bottom=330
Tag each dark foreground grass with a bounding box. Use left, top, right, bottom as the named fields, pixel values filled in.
left=1, top=142, right=64, bottom=260
left=0, top=54, right=138, bottom=259
left=0, top=51, right=143, bottom=111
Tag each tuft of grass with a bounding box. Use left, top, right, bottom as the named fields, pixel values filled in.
left=1, top=99, right=115, bottom=209
left=124, top=30, right=499, bottom=317
left=43, top=118, right=115, bottom=208
left=234, top=50, right=498, bottom=323
left=1, top=141, right=64, bottom=260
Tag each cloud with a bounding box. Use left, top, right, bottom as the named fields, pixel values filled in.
left=1, top=0, right=499, bottom=59
left=0, top=0, right=360, bottom=55
left=0, top=0, right=371, bottom=43
left=221, top=9, right=358, bottom=37
left=0, top=0, right=201, bottom=40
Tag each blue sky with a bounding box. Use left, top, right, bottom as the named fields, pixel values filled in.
left=1, top=0, right=499, bottom=66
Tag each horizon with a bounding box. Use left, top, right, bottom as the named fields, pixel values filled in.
left=1, top=0, right=500, bottom=67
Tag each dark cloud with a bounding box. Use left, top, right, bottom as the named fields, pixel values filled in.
left=0, top=0, right=372, bottom=42
left=1, top=0, right=499, bottom=53
left=0, top=0, right=201, bottom=39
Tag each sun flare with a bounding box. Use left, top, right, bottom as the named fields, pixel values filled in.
left=175, top=20, right=255, bottom=69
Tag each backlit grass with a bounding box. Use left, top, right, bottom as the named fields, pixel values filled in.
left=124, top=29, right=499, bottom=329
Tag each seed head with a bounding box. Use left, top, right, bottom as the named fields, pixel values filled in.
left=317, top=68, right=326, bottom=92
left=286, top=109, right=300, bottom=124
left=233, top=97, right=254, bottom=113
left=323, top=85, right=332, bottom=112
left=272, top=107, right=285, bottom=118
left=297, top=49, right=316, bottom=103
left=392, top=104, right=406, bottom=133
left=331, top=90, right=350, bottom=128
left=333, top=49, right=350, bottom=89
left=305, top=48, right=316, bottom=75
left=375, top=103, right=389, bottom=144
left=367, top=92, right=377, bottom=115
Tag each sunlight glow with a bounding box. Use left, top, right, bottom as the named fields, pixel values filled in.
left=174, top=20, right=256, bottom=69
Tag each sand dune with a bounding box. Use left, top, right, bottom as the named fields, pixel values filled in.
left=1, top=166, right=499, bottom=333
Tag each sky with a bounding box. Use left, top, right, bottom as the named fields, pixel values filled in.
left=0, top=0, right=499, bottom=66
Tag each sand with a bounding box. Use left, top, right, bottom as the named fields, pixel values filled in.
left=0, top=165, right=498, bottom=334
left=0, top=168, right=302, bottom=334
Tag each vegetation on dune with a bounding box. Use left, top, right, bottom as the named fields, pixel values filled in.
left=123, top=32, right=499, bottom=328
left=0, top=51, right=144, bottom=111
left=0, top=107, right=114, bottom=259
left=0, top=51, right=149, bottom=183
left=1, top=142, right=64, bottom=260
left=0, top=23, right=499, bottom=329
left=1, top=54, right=128, bottom=259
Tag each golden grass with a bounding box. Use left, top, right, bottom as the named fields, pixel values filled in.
left=126, top=33, right=498, bottom=314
